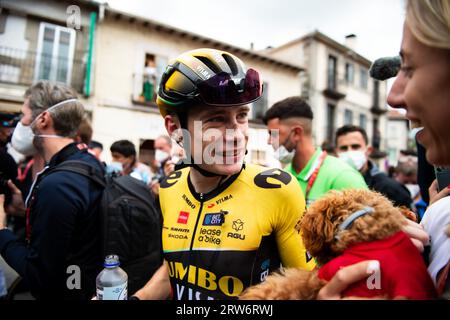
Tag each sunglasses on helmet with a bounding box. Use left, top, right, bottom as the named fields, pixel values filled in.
left=161, top=62, right=263, bottom=107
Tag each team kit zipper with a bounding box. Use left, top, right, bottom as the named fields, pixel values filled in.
left=186, top=193, right=204, bottom=283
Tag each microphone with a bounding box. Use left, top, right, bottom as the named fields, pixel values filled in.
left=369, top=56, right=401, bottom=80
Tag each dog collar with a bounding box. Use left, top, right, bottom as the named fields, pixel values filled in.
left=335, top=207, right=375, bottom=240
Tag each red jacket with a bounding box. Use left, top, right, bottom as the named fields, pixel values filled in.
left=318, top=231, right=436, bottom=299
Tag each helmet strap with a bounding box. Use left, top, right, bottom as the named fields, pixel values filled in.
left=192, top=162, right=227, bottom=178
left=174, top=157, right=227, bottom=178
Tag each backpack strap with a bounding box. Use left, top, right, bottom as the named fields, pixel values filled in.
left=47, top=160, right=106, bottom=188
left=114, top=175, right=155, bottom=208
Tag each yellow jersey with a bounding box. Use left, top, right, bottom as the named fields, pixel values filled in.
left=159, top=163, right=315, bottom=300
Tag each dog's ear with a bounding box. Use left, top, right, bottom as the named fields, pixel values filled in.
left=398, top=206, right=418, bottom=222
left=301, top=204, right=339, bottom=266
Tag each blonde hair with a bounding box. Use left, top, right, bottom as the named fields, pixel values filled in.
left=406, top=0, right=450, bottom=50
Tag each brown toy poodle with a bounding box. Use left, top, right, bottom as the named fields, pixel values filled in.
left=240, top=189, right=436, bottom=300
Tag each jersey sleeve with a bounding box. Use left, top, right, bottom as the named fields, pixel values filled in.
left=273, top=176, right=316, bottom=271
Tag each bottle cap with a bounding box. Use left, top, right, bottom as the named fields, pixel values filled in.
left=104, top=255, right=120, bottom=268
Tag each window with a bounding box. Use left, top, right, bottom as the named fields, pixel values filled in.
left=252, top=82, right=268, bottom=120
left=134, top=53, right=168, bottom=104
left=327, top=55, right=337, bottom=90
left=345, top=63, right=354, bottom=84
left=344, top=109, right=353, bottom=125
left=141, top=54, right=157, bottom=102
left=35, top=22, right=76, bottom=84
left=359, top=114, right=367, bottom=130
left=359, top=67, right=368, bottom=89
left=326, top=103, right=336, bottom=141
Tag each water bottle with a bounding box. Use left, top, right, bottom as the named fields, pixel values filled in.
left=96, top=255, right=128, bottom=300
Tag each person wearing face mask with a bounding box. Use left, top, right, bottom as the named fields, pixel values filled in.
left=335, top=124, right=413, bottom=209
left=154, top=135, right=177, bottom=178
left=263, top=96, right=367, bottom=206
left=109, top=139, right=153, bottom=185
left=0, top=81, right=105, bottom=300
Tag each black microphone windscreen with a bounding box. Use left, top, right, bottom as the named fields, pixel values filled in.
left=369, top=56, right=401, bottom=81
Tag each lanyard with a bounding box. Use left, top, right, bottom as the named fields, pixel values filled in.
left=25, top=165, right=49, bottom=242
left=305, top=151, right=327, bottom=199
left=17, top=159, right=34, bottom=182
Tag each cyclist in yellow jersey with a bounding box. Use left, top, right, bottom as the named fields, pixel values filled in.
left=153, top=48, right=314, bottom=300
left=127, top=48, right=430, bottom=301
left=160, top=163, right=312, bottom=299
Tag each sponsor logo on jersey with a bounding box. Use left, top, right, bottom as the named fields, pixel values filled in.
left=216, top=194, right=233, bottom=205
left=177, top=211, right=190, bottom=224
left=254, top=169, right=292, bottom=189
left=160, top=170, right=182, bottom=188
left=232, top=219, right=244, bottom=232
left=182, top=194, right=196, bottom=209
left=207, top=203, right=215, bottom=209
left=260, top=259, right=270, bottom=282
left=261, top=259, right=270, bottom=270
left=171, top=227, right=190, bottom=233
left=228, top=219, right=245, bottom=240
left=198, top=228, right=222, bottom=245
left=167, top=261, right=244, bottom=297
left=202, top=210, right=227, bottom=226
left=168, top=233, right=188, bottom=240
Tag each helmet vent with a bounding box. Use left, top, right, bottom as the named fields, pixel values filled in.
left=222, top=54, right=239, bottom=76
left=194, top=56, right=222, bottom=75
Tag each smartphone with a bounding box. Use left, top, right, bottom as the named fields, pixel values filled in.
left=434, top=167, right=450, bottom=192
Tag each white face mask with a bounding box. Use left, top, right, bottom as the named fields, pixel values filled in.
left=338, top=150, right=367, bottom=171
left=11, top=99, right=77, bottom=156
left=275, top=145, right=295, bottom=164
left=11, top=121, right=37, bottom=156
left=274, top=131, right=295, bottom=164
left=155, top=149, right=170, bottom=163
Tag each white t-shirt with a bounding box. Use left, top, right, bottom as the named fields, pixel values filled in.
left=420, top=196, right=450, bottom=284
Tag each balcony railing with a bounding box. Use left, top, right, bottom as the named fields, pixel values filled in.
left=0, top=46, right=87, bottom=94
left=323, top=77, right=347, bottom=100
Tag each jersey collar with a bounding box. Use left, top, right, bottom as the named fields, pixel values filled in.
left=187, top=164, right=244, bottom=202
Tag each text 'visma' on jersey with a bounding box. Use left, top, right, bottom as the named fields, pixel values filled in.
left=159, top=163, right=315, bottom=300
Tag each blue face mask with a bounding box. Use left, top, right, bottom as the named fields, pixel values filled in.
left=106, top=162, right=124, bottom=175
